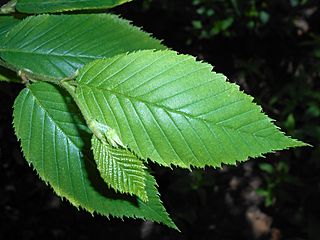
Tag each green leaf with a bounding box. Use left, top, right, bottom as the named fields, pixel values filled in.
left=13, top=82, right=177, bottom=229
left=0, top=14, right=165, bottom=80
left=91, top=135, right=148, bottom=202
left=16, top=0, right=132, bottom=13
left=76, top=50, right=307, bottom=169
left=0, top=15, right=20, bottom=36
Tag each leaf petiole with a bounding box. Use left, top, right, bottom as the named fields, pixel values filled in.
left=60, top=78, right=96, bottom=137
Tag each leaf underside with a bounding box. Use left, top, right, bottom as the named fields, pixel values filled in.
left=16, top=0, right=132, bottom=13
left=76, top=50, right=306, bottom=169
left=0, top=14, right=165, bottom=79
left=13, top=82, right=177, bottom=229
left=91, top=136, right=148, bottom=202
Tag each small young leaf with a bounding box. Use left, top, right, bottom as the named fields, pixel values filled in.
left=13, top=82, right=177, bottom=229
left=89, top=119, right=125, bottom=148
left=91, top=135, right=148, bottom=202
left=76, top=50, right=307, bottom=169
left=16, top=0, right=132, bottom=13
left=0, top=14, right=165, bottom=80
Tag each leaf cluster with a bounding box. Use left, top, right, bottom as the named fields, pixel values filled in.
left=0, top=0, right=307, bottom=229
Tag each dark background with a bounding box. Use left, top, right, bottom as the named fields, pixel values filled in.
left=1, top=0, right=320, bottom=239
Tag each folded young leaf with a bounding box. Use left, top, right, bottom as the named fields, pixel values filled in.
left=91, top=135, right=148, bottom=202
left=76, top=50, right=307, bottom=169
left=13, top=82, right=177, bottom=229
left=0, top=14, right=165, bottom=80
left=16, top=0, right=132, bottom=13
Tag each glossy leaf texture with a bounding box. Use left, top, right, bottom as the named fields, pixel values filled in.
left=16, top=0, right=132, bottom=13
left=0, top=14, right=165, bottom=80
left=13, top=82, right=177, bottom=229
left=91, top=136, right=148, bottom=202
left=76, top=50, right=307, bottom=169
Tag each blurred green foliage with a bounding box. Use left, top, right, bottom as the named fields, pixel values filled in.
left=186, top=0, right=312, bottom=41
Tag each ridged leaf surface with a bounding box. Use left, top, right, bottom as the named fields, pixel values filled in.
left=0, top=14, right=165, bottom=79
left=0, top=16, right=20, bottom=36
left=16, top=0, right=132, bottom=13
left=76, top=50, right=306, bottom=168
left=92, top=136, right=148, bottom=202
left=13, top=82, right=176, bottom=229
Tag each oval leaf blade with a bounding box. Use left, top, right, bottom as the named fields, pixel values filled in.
left=0, top=14, right=165, bottom=80
left=13, top=82, right=177, bottom=229
left=76, top=50, right=307, bottom=169
left=16, top=0, right=132, bottom=13
left=91, top=135, right=148, bottom=202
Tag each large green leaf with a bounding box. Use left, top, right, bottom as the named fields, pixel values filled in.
left=0, top=14, right=165, bottom=80
left=13, top=82, right=177, bottom=229
left=76, top=50, right=306, bottom=169
left=16, top=0, right=132, bottom=13
left=0, top=16, right=20, bottom=36
left=0, top=16, right=20, bottom=81
left=91, top=136, right=148, bottom=202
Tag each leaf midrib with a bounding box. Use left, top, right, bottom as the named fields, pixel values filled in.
left=81, top=85, right=276, bottom=139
